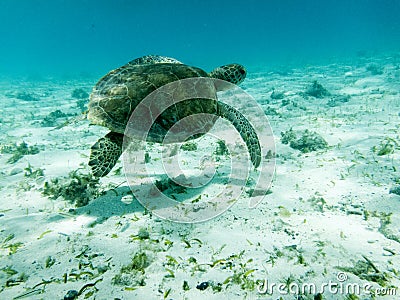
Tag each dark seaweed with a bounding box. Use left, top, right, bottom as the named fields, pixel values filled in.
left=15, top=91, right=41, bottom=101
left=1, top=142, right=41, bottom=164
left=327, top=94, right=351, bottom=107
left=181, top=142, right=198, bottom=151
left=71, top=88, right=89, bottom=99
left=42, top=170, right=101, bottom=207
left=305, top=81, right=330, bottom=98
left=270, top=90, right=285, bottom=100
left=389, top=185, right=400, bottom=196
left=41, top=109, right=68, bottom=127
left=366, top=63, right=384, bottom=75
left=215, top=140, right=229, bottom=156
left=155, top=176, right=187, bottom=194
left=281, top=129, right=328, bottom=153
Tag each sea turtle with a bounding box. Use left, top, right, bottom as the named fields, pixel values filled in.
left=87, top=55, right=261, bottom=177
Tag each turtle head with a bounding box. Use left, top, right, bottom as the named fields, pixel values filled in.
left=209, top=64, right=247, bottom=89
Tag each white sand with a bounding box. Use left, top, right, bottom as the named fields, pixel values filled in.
left=0, top=56, right=399, bottom=299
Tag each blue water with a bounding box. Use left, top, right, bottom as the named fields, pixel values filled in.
left=1, top=0, right=399, bottom=78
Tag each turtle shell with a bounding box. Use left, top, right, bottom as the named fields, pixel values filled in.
left=88, top=62, right=218, bottom=142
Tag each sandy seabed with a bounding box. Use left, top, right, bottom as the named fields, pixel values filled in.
left=0, top=55, right=399, bottom=300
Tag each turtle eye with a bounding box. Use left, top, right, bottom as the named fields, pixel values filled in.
left=239, top=69, right=245, bottom=75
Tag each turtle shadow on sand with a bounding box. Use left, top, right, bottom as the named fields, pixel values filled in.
left=73, top=186, right=143, bottom=224
left=74, top=170, right=248, bottom=224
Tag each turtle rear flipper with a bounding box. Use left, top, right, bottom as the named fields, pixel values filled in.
left=217, top=102, right=261, bottom=168
left=89, top=132, right=124, bottom=177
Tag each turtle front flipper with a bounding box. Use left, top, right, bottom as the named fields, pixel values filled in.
left=89, top=132, right=124, bottom=177
left=217, top=102, right=261, bottom=168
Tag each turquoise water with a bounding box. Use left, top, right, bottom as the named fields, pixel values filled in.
left=1, top=0, right=399, bottom=78
left=1, top=1, right=400, bottom=299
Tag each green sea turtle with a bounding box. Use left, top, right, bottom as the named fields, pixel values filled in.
left=87, top=55, right=261, bottom=177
